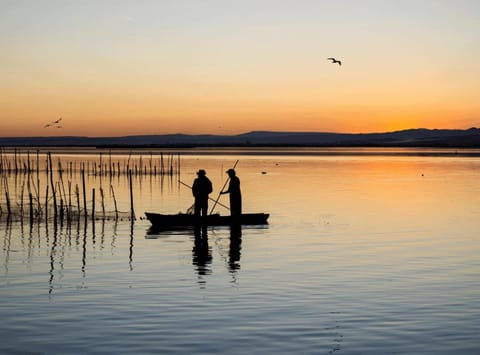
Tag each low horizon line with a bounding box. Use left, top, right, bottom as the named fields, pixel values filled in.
left=1, top=126, right=479, bottom=139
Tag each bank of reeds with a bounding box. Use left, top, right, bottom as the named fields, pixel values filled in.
left=0, top=148, right=180, bottom=225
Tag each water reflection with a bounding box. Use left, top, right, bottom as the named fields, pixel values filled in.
left=228, top=224, right=242, bottom=273
left=1, top=217, right=138, bottom=294
left=326, top=312, right=344, bottom=354
left=1, top=150, right=479, bottom=354
left=193, top=224, right=243, bottom=285
left=129, top=221, right=134, bottom=271
left=192, top=225, right=212, bottom=283
left=146, top=223, right=244, bottom=285
left=48, top=223, right=58, bottom=294
left=2, top=219, right=12, bottom=274
left=82, top=221, right=87, bottom=276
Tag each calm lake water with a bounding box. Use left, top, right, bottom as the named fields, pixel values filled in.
left=1, top=148, right=479, bottom=354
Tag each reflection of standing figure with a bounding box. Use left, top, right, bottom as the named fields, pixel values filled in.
left=192, top=169, right=213, bottom=218
left=221, top=169, right=242, bottom=216
left=228, top=224, right=242, bottom=272
left=192, top=225, right=212, bottom=278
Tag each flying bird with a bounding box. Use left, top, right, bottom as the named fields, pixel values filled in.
left=327, top=57, right=342, bottom=66
left=43, top=117, right=64, bottom=128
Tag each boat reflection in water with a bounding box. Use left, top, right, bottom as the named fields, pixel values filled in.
left=146, top=222, right=246, bottom=284
left=192, top=224, right=243, bottom=284
left=144, top=209, right=268, bottom=283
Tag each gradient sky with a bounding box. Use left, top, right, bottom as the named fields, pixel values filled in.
left=1, top=0, right=479, bottom=137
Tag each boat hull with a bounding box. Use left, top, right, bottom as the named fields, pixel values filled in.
left=145, top=212, right=269, bottom=228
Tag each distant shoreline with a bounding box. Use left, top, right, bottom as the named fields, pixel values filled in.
left=1, top=128, right=479, bottom=149
left=1, top=146, right=479, bottom=158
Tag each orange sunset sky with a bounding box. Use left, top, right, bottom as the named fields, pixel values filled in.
left=1, top=0, right=479, bottom=137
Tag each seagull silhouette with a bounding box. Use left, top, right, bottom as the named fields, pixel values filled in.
left=43, top=117, right=63, bottom=128
left=327, top=57, right=342, bottom=66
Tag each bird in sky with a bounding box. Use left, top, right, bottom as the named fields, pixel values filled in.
left=43, top=117, right=64, bottom=128
left=327, top=57, right=342, bottom=66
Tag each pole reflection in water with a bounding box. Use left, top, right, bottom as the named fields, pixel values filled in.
left=2, top=219, right=12, bottom=275
left=82, top=219, right=87, bottom=276
left=111, top=220, right=117, bottom=255
left=48, top=222, right=58, bottom=295
left=192, top=225, right=212, bottom=285
left=100, top=217, right=105, bottom=249
left=129, top=221, right=134, bottom=271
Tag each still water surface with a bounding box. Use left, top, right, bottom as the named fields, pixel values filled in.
left=1, top=148, right=479, bottom=354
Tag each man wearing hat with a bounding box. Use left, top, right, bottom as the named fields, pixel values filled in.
left=221, top=168, right=242, bottom=216
left=192, top=169, right=213, bottom=218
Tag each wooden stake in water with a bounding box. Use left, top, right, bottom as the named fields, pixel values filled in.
left=82, top=169, right=87, bottom=220
left=109, top=150, right=112, bottom=176
left=14, top=148, right=18, bottom=175
left=5, top=190, right=11, bottom=218
left=45, top=185, right=49, bottom=223
left=100, top=187, right=105, bottom=220
left=110, top=184, right=119, bottom=221
left=27, top=151, right=31, bottom=174
left=68, top=181, right=72, bottom=222
left=160, top=153, right=164, bottom=175
left=29, top=192, right=33, bottom=225
left=36, top=150, right=41, bottom=218
left=48, top=153, right=58, bottom=222
left=75, top=184, right=80, bottom=219
left=129, top=170, right=135, bottom=221
left=91, top=188, right=95, bottom=221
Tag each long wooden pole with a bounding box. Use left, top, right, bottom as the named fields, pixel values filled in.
left=209, top=159, right=239, bottom=215
left=29, top=192, right=34, bottom=225
left=36, top=150, right=40, bottom=217
left=110, top=184, right=119, bottom=221
left=82, top=168, right=87, bottom=221
left=91, top=188, right=95, bottom=221
left=75, top=184, right=80, bottom=219
left=45, top=185, right=49, bottom=223
left=100, top=187, right=105, bottom=220
left=48, top=153, right=58, bottom=222
left=179, top=180, right=230, bottom=210
left=5, top=190, right=11, bottom=218
left=129, top=169, right=135, bottom=221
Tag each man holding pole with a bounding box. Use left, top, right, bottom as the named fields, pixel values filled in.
left=221, top=168, right=242, bottom=216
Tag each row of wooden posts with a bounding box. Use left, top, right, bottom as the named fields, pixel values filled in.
left=0, top=148, right=180, bottom=177
left=0, top=149, right=181, bottom=225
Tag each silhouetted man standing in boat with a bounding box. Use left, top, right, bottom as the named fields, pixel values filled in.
left=221, top=168, right=242, bottom=216
left=192, top=169, right=213, bottom=218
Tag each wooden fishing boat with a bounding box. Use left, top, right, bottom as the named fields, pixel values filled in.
left=145, top=212, right=269, bottom=228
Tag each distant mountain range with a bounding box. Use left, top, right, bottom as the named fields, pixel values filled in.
left=1, top=128, right=479, bottom=147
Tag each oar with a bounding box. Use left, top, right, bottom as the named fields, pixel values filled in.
left=178, top=180, right=230, bottom=211
left=209, top=159, right=239, bottom=215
